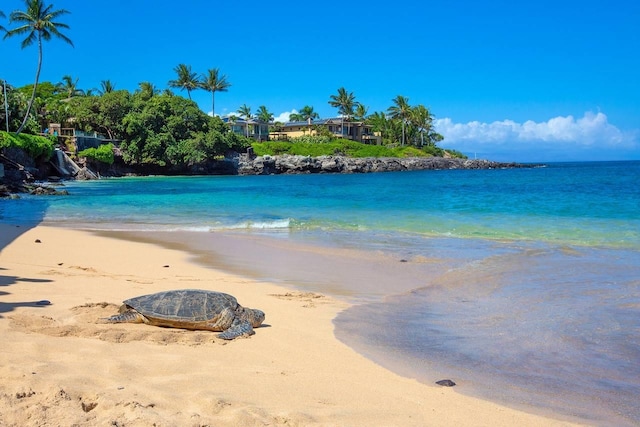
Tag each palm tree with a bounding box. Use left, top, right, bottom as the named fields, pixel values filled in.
left=56, top=74, right=84, bottom=99
left=255, top=105, right=273, bottom=141
left=199, top=68, right=230, bottom=116
left=328, top=87, right=356, bottom=139
left=354, top=103, right=368, bottom=122
left=237, top=104, right=252, bottom=137
left=410, top=104, right=431, bottom=146
left=387, top=95, right=411, bottom=146
left=288, top=111, right=301, bottom=121
left=4, top=0, right=73, bottom=134
left=98, top=79, right=116, bottom=95
left=256, top=105, right=273, bottom=123
left=0, top=12, right=6, bottom=132
left=168, top=63, right=199, bottom=100
left=299, top=105, right=319, bottom=122
left=297, top=105, right=319, bottom=135
left=137, top=81, right=158, bottom=100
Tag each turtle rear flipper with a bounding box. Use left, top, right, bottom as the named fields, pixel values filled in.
left=217, top=318, right=254, bottom=340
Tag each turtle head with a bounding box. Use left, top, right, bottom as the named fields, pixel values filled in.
left=245, top=308, right=265, bottom=327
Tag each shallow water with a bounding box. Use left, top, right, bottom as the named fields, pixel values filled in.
left=3, top=160, right=639, bottom=425
left=140, top=229, right=640, bottom=426
left=333, top=242, right=640, bottom=425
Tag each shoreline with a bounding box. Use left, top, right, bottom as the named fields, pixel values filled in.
left=0, top=224, right=586, bottom=426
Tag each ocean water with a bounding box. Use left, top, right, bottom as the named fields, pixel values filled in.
left=2, top=161, right=639, bottom=425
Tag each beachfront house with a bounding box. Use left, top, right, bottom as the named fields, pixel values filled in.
left=222, top=117, right=270, bottom=141
left=46, top=123, right=119, bottom=151
left=269, top=118, right=381, bottom=144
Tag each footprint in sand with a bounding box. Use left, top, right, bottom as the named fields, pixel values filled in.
left=270, top=292, right=328, bottom=308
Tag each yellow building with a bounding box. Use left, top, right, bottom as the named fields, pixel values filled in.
left=270, top=118, right=381, bottom=144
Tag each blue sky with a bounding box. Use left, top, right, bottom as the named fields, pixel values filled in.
left=1, top=0, right=639, bottom=162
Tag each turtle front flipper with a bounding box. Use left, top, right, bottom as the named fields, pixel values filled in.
left=217, top=318, right=254, bottom=340
left=100, top=309, right=146, bottom=324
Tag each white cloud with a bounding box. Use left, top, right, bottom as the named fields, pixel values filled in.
left=273, top=110, right=297, bottom=123
left=435, top=112, right=639, bottom=161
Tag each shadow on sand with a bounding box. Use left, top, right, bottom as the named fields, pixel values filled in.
left=0, top=266, right=54, bottom=318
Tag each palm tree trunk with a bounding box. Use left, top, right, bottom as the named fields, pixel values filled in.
left=211, top=93, right=215, bottom=116
left=16, top=36, right=43, bottom=135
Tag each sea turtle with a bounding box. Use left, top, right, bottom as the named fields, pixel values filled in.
left=102, top=289, right=265, bottom=340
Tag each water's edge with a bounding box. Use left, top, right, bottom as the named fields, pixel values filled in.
left=92, top=227, right=605, bottom=427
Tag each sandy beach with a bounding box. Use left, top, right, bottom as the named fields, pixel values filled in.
left=0, top=224, right=584, bottom=426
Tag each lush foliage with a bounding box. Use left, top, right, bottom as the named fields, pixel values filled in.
left=69, top=90, right=132, bottom=140
left=368, top=98, right=444, bottom=147
left=0, top=130, right=55, bottom=159
left=251, top=139, right=462, bottom=158
left=78, top=143, right=114, bottom=165
left=119, top=93, right=250, bottom=167
left=2, top=3, right=463, bottom=171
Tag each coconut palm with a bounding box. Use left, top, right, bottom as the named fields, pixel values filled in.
left=255, top=105, right=273, bottom=141
left=299, top=105, right=319, bottom=122
left=237, top=104, right=252, bottom=137
left=387, top=95, right=411, bottom=146
left=137, top=81, right=158, bottom=100
left=168, top=63, right=199, bottom=100
left=256, top=105, right=273, bottom=123
left=0, top=10, right=6, bottom=32
left=56, top=74, right=84, bottom=99
left=98, top=79, right=116, bottom=95
left=4, top=0, right=73, bottom=134
left=199, top=68, right=230, bottom=116
left=410, top=104, right=432, bottom=146
left=288, top=111, right=301, bottom=121
left=298, top=105, right=319, bottom=135
left=354, top=103, right=368, bottom=121
left=328, top=87, right=356, bottom=139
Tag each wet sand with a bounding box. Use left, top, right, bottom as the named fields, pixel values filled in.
left=0, top=224, right=584, bottom=426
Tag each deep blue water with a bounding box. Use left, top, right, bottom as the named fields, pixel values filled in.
left=1, top=160, right=639, bottom=425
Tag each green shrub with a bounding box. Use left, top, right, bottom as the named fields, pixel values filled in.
left=78, top=143, right=115, bottom=165
left=252, top=139, right=448, bottom=158
left=0, top=131, right=55, bottom=160
left=290, top=135, right=334, bottom=144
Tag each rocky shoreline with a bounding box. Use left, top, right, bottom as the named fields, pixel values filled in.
left=236, top=154, right=534, bottom=175
left=1, top=150, right=537, bottom=197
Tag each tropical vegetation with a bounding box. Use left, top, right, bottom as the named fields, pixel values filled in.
left=199, top=68, right=231, bottom=116
left=3, top=0, right=73, bottom=135
left=77, top=142, right=114, bottom=165
left=252, top=139, right=462, bottom=158
left=0, top=129, right=55, bottom=159
left=1, top=1, right=459, bottom=175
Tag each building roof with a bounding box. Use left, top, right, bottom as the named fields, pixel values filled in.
left=282, top=118, right=367, bottom=127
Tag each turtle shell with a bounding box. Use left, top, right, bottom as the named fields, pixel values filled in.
left=124, top=289, right=238, bottom=322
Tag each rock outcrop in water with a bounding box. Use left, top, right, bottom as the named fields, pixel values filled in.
left=236, top=154, right=530, bottom=175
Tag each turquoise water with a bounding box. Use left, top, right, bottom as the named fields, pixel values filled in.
left=4, top=161, right=639, bottom=247
left=2, top=161, right=639, bottom=425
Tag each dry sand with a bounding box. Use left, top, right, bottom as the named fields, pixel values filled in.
left=0, top=224, right=584, bottom=426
